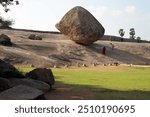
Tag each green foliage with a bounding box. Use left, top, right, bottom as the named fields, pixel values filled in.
left=136, top=36, right=141, bottom=43
left=119, top=29, right=125, bottom=37
left=0, top=17, right=14, bottom=28
left=0, top=0, right=19, bottom=12
left=129, top=28, right=135, bottom=39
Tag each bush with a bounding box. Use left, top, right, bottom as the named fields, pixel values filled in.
left=0, top=17, right=14, bottom=29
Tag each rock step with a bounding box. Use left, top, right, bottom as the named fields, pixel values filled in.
left=0, top=85, right=44, bottom=100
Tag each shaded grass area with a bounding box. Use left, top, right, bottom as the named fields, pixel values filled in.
left=18, top=66, right=150, bottom=99
left=94, top=89, right=150, bottom=100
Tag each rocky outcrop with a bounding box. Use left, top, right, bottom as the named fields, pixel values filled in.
left=26, top=68, right=55, bottom=89
left=0, top=59, right=24, bottom=78
left=0, top=59, right=55, bottom=100
left=28, top=34, right=42, bottom=40
left=56, top=6, right=105, bottom=45
left=0, top=34, right=12, bottom=46
left=0, top=77, right=11, bottom=92
left=28, top=34, right=36, bottom=39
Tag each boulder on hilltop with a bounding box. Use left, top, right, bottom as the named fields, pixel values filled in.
left=56, top=6, right=105, bottom=45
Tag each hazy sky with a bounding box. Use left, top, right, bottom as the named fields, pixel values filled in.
left=0, top=0, right=150, bottom=40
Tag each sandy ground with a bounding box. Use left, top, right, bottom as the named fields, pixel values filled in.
left=0, top=29, right=149, bottom=68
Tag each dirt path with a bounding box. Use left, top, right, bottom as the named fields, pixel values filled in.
left=45, top=84, right=94, bottom=100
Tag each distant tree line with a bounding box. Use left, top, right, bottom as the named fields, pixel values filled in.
left=119, top=28, right=141, bottom=42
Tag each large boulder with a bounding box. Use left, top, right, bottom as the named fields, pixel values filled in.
left=9, top=78, right=50, bottom=92
left=0, top=34, right=12, bottom=46
left=0, top=85, right=44, bottom=100
left=0, top=59, right=24, bottom=78
left=56, top=6, right=105, bottom=45
left=0, top=77, right=11, bottom=92
left=25, top=68, right=55, bottom=89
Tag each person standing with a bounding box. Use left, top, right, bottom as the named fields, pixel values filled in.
left=102, top=46, right=106, bottom=55
left=110, top=42, right=114, bottom=51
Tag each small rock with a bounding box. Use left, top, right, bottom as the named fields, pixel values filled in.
left=53, top=65, right=57, bottom=68
left=92, top=63, right=96, bottom=67
left=35, top=36, right=42, bottom=40
left=30, top=64, right=34, bottom=67
left=0, top=34, right=12, bottom=46
left=114, top=62, right=119, bottom=66
left=103, top=64, right=107, bottom=66
left=28, top=34, right=36, bottom=40
left=82, top=64, right=87, bottom=67
left=108, top=63, right=113, bottom=66
left=28, top=34, right=42, bottom=40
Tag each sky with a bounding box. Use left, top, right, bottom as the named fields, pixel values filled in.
left=0, top=0, right=150, bottom=40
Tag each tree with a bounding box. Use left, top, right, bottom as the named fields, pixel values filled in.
left=0, top=0, right=19, bottom=12
left=0, top=0, right=19, bottom=28
left=136, top=36, right=141, bottom=43
left=0, top=16, right=14, bottom=28
left=129, top=28, right=135, bottom=39
left=119, top=29, right=125, bottom=42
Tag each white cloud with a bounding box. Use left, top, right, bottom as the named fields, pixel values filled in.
left=111, top=10, right=123, bottom=16
left=86, top=6, right=109, bottom=16
left=125, top=5, right=136, bottom=14
left=87, top=5, right=124, bottom=17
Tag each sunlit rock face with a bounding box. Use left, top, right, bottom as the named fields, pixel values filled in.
left=56, top=6, right=105, bottom=45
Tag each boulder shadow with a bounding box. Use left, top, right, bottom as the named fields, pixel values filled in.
left=46, top=80, right=150, bottom=100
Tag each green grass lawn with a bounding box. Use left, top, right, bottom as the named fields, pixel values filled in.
left=18, top=66, right=150, bottom=100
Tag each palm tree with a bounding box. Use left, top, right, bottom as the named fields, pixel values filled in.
left=129, top=28, right=135, bottom=39
left=119, top=29, right=125, bottom=42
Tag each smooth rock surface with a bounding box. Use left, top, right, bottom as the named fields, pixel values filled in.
left=26, top=68, right=55, bottom=88
left=9, top=78, right=50, bottom=92
left=0, top=85, right=43, bottom=100
left=0, top=77, right=11, bottom=92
